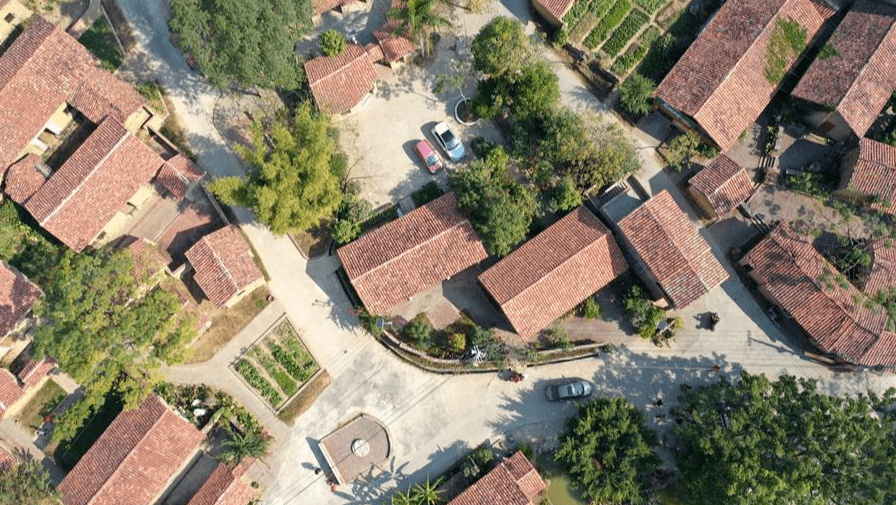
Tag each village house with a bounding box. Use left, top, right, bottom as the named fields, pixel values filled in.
left=184, top=225, right=265, bottom=309
left=447, top=452, right=546, bottom=505
left=687, top=154, right=755, bottom=220
left=837, top=137, right=896, bottom=214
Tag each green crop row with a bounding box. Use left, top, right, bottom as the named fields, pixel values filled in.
left=282, top=332, right=313, bottom=364
left=611, top=25, right=660, bottom=74
left=632, top=0, right=667, bottom=14
left=602, top=9, right=650, bottom=57
left=268, top=340, right=315, bottom=383
left=252, top=347, right=297, bottom=397
left=564, top=0, right=612, bottom=31
left=584, top=0, right=631, bottom=49
left=236, top=359, right=283, bottom=406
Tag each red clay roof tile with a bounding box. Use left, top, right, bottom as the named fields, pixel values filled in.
left=845, top=138, right=896, bottom=215
left=479, top=207, right=627, bottom=339
left=16, top=358, right=54, bottom=389
left=618, top=191, right=727, bottom=307
left=448, top=452, right=545, bottom=505
left=186, top=463, right=255, bottom=505
left=534, top=0, right=575, bottom=22
left=792, top=0, right=896, bottom=137
left=0, top=369, right=23, bottom=418
left=58, top=395, right=203, bottom=505
left=689, top=154, right=754, bottom=216
left=655, top=0, right=829, bottom=150
left=337, top=193, right=488, bottom=313
left=373, top=20, right=417, bottom=63
left=0, top=445, right=16, bottom=474
left=185, top=225, right=263, bottom=308
left=3, top=153, right=47, bottom=204
left=305, top=44, right=379, bottom=115
left=0, top=261, right=42, bottom=337
left=866, top=240, right=896, bottom=294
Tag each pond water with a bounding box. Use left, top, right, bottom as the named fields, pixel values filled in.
left=539, top=457, right=590, bottom=505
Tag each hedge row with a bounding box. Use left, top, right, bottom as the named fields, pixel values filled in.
left=632, top=0, right=667, bottom=13
left=584, top=0, right=631, bottom=49
left=236, top=359, right=282, bottom=406
left=252, top=347, right=297, bottom=397
left=611, top=25, right=660, bottom=74
left=602, top=9, right=650, bottom=57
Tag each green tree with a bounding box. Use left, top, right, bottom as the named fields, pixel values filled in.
left=555, top=397, right=660, bottom=505
left=449, top=147, right=538, bottom=256
left=673, top=372, right=896, bottom=505
left=622, top=286, right=665, bottom=339
left=471, top=17, right=531, bottom=77
left=408, top=477, right=443, bottom=505
left=619, top=73, right=656, bottom=116
left=32, top=248, right=193, bottom=441
left=211, top=103, right=343, bottom=235
left=508, top=61, right=560, bottom=120
left=168, top=0, right=310, bottom=90
left=220, top=424, right=271, bottom=465
left=386, top=0, right=451, bottom=58
left=319, top=29, right=346, bottom=56
left=0, top=457, right=59, bottom=505
left=665, top=130, right=700, bottom=171
left=547, top=176, right=582, bottom=212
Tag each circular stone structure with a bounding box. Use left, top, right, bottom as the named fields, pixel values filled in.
left=319, top=414, right=391, bottom=484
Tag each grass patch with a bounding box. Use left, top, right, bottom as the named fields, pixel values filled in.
left=764, top=16, right=807, bottom=84
left=186, top=286, right=270, bottom=364
left=277, top=369, right=331, bottom=425
left=77, top=15, right=123, bottom=71
left=16, top=379, right=65, bottom=430
left=54, top=390, right=124, bottom=470
left=136, top=81, right=165, bottom=114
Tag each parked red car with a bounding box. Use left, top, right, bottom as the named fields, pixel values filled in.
left=414, top=139, right=443, bottom=174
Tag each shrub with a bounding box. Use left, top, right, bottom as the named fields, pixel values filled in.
left=601, top=9, right=649, bottom=57
left=618, top=72, right=656, bottom=116
left=622, top=286, right=665, bottom=339
left=553, top=27, right=569, bottom=46
left=469, top=325, right=496, bottom=347
left=583, top=0, right=631, bottom=49
left=236, top=360, right=282, bottom=406
left=319, top=29, right=346, bottom=56
left=818, top=43, right=837, bottom=60
left=403, top=314, right=433, bottom=346
left=448, top=333, right=467, bottom=353
left=696, top=143, right=720, bottom=159
left=331, top=219, right=361, bottom=245
left=581, top=296, right=602, bottom=319
left=665, top=130, right=700, bottom=171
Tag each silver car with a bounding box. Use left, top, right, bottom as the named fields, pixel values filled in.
left=545, top=380, right=593, bottom=401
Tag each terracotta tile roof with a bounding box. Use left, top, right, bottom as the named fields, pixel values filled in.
left=22, top=117, right=164, bottom=251
left=3, top=153, right=47, bottom=204
left=58, top=395, right=204, bottom=505
left=655, top=0, right=829, bottom=150
left=742, top=223, right=895, bottom=365
left=844, top=138, right=896, bottom=215
left=373, top=20, right=417, bottom=63
left=792, top=0, right=896, bottom=137
left=866, top=240, right=896, bottom=294
left=0, top=369, right=23, bottom=418
left=123, top=236, right=169, bottom=282
left=337, top=193, right=488, bottom=313
left=688, top=154, right=754, bottom=216
left=312, top=0, right=360, bottom=15
left=448, top=452, right=545, bottom=505
left=0, top=445, right=16, bottom=474
left=305, top=44, right=379, bottom=114
left=16, top=358, right=55, bottom=389
left=185, top=225, right=263, bottom=308
left=618, top=191, right=728, bottom=307
left=478, top=207, right=628, bottom=339
left=534, top=0, right=576, bottom=22
left=0, top=262, right=42, bottom=337
left=0, top=16, right=145, bottom=171
left=156, top=154, right=204, bottom=200
left=186, top=463, right=255, bottom=505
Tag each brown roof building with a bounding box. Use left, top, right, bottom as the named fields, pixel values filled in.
left=0, top=16, right=146, bottom=171
left=448, top=452, right=546, bottom=505
left=186, top=461, right=255, bottom=505
left=337, top=193, right=488, bottom=313
left=12, top=117, right=164, bottom=251
left=58, top=395, right=204, bottom=505
left=792, top=0, right=896, bottom=141
left=373, top=20, right=417, bottom=64
left=185, top=225, right=265, bottom=308
left=156, top=154, right=205, bottom=200
left=532, top=0, right=576, bottom=27
left=839, top=138, right=896, bottom=215
left=688, top=154, right=754, bottom=219
left=866, top=240, right=896, bottom=294
left=0, top=262, right=41, bottom=338
left=617, top=191, right=727, bottom=308
left=741, top=223, right=896, bottom=366
left=0, top=444, right=16, bottom=474
left=0, top=369, right=23, bottom=418
left=479, top=207, right=628, bottom=339
left=305, top=44, right=380, bottom=115
left=654, top=0, right=832, bottom=151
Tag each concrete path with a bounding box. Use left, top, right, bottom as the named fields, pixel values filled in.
left=116, top=1, right=896, bottom=504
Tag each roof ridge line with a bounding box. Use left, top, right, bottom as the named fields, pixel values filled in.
left=84, top=401, right=167, bottom=505
left=313, top=45, right=372, bottom=84
left=353, top=216, right=468, bottom=283
left=203, top=234, right=240, bottom=295
left=644, top=197, right=705, bottom=293
left=834, top=16, right=896, bottom=116
left=39, top=125, right=129, bottom=227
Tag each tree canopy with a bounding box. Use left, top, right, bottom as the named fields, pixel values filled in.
left=319, top=29, right=346, bottom=57
left=210, top=103, right=344, bottom=235
left=471, top=17, right=531, bottom=77
left=555, top=396, right=661, bottom=505
left=0, top=457, right=58, bottom=505
left=449, top=146, right=537, bottom=256
left=672, top=372, right=896, bottom=505
left=32, top=248, right=195, bottom=442
left=169, top=0, right=311, bottom=89
left=387, top=0, right=451, bottom=57
left=619, top=73, right=656, bottom=116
